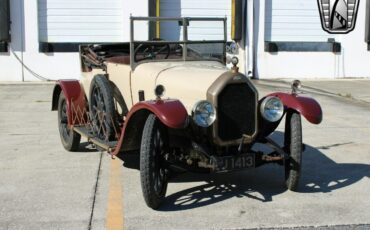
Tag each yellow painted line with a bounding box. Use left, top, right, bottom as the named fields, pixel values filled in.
left=231, top=0, right=236, bottom=39
left=156, top=0, right=160, bottom=38
left=107, top=159, right=124, bottom=230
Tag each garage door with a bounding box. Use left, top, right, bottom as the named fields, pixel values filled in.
left=265, top=0, right=333, bottom=42
left=38, top=0, right=124, bottom=43
left=159, top=0, right=232, bottom=41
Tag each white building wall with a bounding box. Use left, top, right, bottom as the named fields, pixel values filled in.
left=341, top=4, right=370, bottom=78
left=1, top=1, right=370, bottom=81
left=0, top=0, right=148, bottom=82
left=0, top=0, right=23, bottom=81
left=22, top=0, right=79, bottom=81
left=256, top=0, right=370, bottom=79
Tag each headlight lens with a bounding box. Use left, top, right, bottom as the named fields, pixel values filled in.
left=260, top=96, right=284, bottom=122
left=192, top=100, right=216, bottom=127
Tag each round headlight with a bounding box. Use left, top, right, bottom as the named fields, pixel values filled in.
left=260, top=96, right=284, bottom=122
left=291, top=80, right=302, bottom=94
left=231, top=56, right=239, bottom=66
left=192, top=100, right=216, bottom=127
left=154, top=85, right=165, bottom=98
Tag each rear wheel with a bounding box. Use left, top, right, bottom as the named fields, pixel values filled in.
left=140, top=114, right=169, bottom=209
left=57, top=92, right=81, bottom=151
left=284, top=111, right=302, bottom=191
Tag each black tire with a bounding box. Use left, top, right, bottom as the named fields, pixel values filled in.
left=89, top=75, right=117, bottom=141
left=140, top=114, right=169, bottom=209
left=284, top=111, right=302, bottom=191
left=57, top=92, right=81, bottom=151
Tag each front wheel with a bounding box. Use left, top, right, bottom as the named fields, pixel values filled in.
left=284, top=111, right=302, bottom=191
left=57, top=92, right=81, bottom=151
left=140, top=114, right=169, bottom=209
left=89, top=75, right=117, bottom=141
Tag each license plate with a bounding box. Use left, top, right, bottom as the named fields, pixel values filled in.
left=212, top=153, right=255, bottom=172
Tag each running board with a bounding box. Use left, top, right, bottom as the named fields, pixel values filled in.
left=73, top=126, right=117, bottom=152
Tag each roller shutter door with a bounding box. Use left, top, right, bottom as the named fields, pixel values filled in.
left=160, top=0, right=232, bottom=41
left=38, top=0, right=124, bottom=43
left=265, top=0, right=333, bottom=42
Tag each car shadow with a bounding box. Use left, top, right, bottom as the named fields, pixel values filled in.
left=118, top=131, right=370, bottom=211
left=298, top=147, right=370, bottom=194
left=162, top=131, right=369, bottom=211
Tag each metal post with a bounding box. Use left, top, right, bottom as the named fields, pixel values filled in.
left=223, top=18, right=227, bottom=64
left=224, top=17, right=228, bottom=42
left=21, top=0, right=25, bottom=81
left=182, top=18, right=188, bottom=61
left=130, top=17, right=134, bottom=69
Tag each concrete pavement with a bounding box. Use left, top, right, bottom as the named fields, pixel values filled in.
left=303, top=79, right=370, bottom=103
left=0, top=80, right=369, bottom=229
left=0, top=84, right=110, bottom=230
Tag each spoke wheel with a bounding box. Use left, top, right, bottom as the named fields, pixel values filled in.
left=284, top=111, right=303, bottom=191
left=140, top=114, right=169, bottom=209
left=89, top=75, right=117, bottom=141
left=57, top=92, right=81, bottom=151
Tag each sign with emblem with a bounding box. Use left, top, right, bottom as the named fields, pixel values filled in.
left=317, top=0, right=360, bottom=34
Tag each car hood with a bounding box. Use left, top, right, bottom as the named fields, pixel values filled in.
left=131, top=61, right=229, bottom=113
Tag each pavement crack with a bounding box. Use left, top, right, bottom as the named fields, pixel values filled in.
left=88, top=151, right=104, bottom=230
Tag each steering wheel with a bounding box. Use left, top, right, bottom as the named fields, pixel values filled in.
left=134, top=42, right=170, bottom=62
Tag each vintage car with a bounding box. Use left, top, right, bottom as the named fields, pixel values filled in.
left=51, top=17, right=322, bottom=209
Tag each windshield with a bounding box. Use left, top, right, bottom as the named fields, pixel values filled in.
left=130, top=17, right=227, bottom=66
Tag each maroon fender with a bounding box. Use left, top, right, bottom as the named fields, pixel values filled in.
left=128, top=100, right=189, bottom=129
left=267, top=92, right=323, bottom=124
left=112, top=99, right=188, bottom=155
left=51, top=80, right=87, bottom=126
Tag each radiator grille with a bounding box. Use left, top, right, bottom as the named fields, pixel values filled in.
left=217, top=84, right=256, bottom=141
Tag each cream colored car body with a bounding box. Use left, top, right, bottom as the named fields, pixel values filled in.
left=81, top=60, right=229, bottom=114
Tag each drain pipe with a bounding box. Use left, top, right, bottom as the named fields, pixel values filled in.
left=246, top=0, right=254, bottom=78
left=20, top=0, right=25, bottom=82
